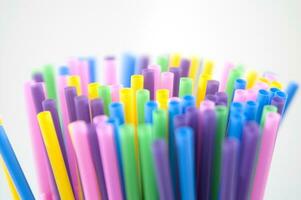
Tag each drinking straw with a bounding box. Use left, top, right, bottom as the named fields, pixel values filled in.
left=0, top=126, right=35, bottom=199
left=149, top=65, right=161, bottom=97
left=233, top=89, right=247, bottom=102
left=219, top=62, right=235, bottom=92
left=175, top=127, right=195, bottom=200
left=180, top=58, right=190, bottom=77
left=109, top=102, right=125, bottom=125
left=228, top=112, right=245, bottom=140
left=131, top=75, right=144, bottom=124
left=202, top=59, right=214, bottom=78
left=110, top=84, right=121, bottom=102
left=169, top=67, right=181, bottom=97
left=246, top=70, right=259, bottom=89
left=88, top=82, right=100, bottom=100
left=157, top=55, right=169, bottom=72
left=284, top=81, right=298, bottom=114
left=182, top=95, right=196, bottom=113
left=234, top=78, right=246, bottom=90
left=206, top=80, right=219, bottom=96
left=135, top=55, right=149, bottom=74
left=196, top=74, right=210, bottom=106
left=142, top=68, right=155, bottom=100
left=64, top=87, right=77, bottom=122
left=93, top=115, right=108, bottom=126
left=145, top=101, right=158, bottom=123
left=152, top=139, right=174, bottom=200
left=138, top=124, right=158, bottom=200
left=160, top=72, right=174, bottom=95
left=59, top=66, right=70, bottom=76
left=260, top=105, right=277, bottom=127
left=220, top=138, right=239, bottom=200
left=32, top=72, right=44, bottom=82
left=179, top=77, right=193, bottom=98
left=270, top=80, right=283, bottom=90
left=27, top=82, right=57, bottom=199
left=225, top=66, right=244, bottom=105
left=188, top=56, right=200, bottom=88
left=42, top=64, right=57, bottom=100
left=42, top=99, right=69, bottom=175
left=119, top=124, right=141, bottom=200
left=271, top=96, right=286, bottom=115
left=153, top=108, right=168, bottom=140
left=237, top=122, right=259, bottom=200
left=83, top=57, right=96, bottom=83
left=74, top=95, right=90, bottom=123
left=96, top=123, right=123, bottom=200
left=67, top=75, right=82, bottom=95
left=120, top=88, right=134, bottom=123
left=0, top=156, right=20, bottom=200
left=90, top=98, right=104, bottom=119
left=104, top=56, right=117, bottom=85
left=156, top=89, right=169, bottom=110
left=205, top=94, right=217, bottom=103
left=199, top=99, right=215, bottom=112
left=256, top=89, right=270, bottom=123
left=244, top=101, right=258, bottom=121
left=250, top=112, right=281, bottom=200
left=269, top=87, right=280, bottom=103
left=258, top=77, right=270, bottom=85
left=78, top=60, right=89, bottom=95
left=210, top=105, right=228, bottom=200
left=121, top=53, right=136, bottom=87
left=37, top=111, right=74, bottom=200
left=99, top=85, right=112, bottom=115
left=69, top=121, right=100, bottom=200
left=87, top=124, right=108, bottom=200
left=169, top=53, right=181, bottom=67
left=216, top=92, right=228, bottom=106
left=200, top=109, right=216, bottom=200
left=136, top=89, right=150, bottom=124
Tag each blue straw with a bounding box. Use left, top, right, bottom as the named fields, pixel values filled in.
left=269, top=88, right=280, bottom=103
left=228, top=112, right=245, bottom=140
left=59, top=66, right=70, bottom=76
left=182, top=95, right=196, bottom=113
left=244, top=101, right=258, bottom=121
left=175, top=127, right=195, bottom=200
left=81, top=57, right=97, bottom=82
left=284, top=81, right=298, bottom=115
left=109, top=102, right=125, bottom=125
left=121, top=53, right=136, bottom=87
left=234, top=78, right=246, bottom=90
left=145, top=101, right=158, bottom=123
left=0, top=126, right=35, bottom=199
left=256, top=89, right=270, bottom=123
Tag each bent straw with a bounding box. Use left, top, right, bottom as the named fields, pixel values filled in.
left=0, top=126, right=34, bottom=199
left=96, top=123, right=123, bottom=200
left=37, top=111, right=74, bottom=200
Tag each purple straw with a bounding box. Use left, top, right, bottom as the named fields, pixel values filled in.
left=136, top=55, right=150, bottom=74
left=237, top=122, right=259, bottom=200
left=271, top=96, right=285, bottom=115
left=180, top=58, right=190, bottom=77
left=206, top=80, right=220, bottom=95
left=216, top=92, right=228, bottom=106
left=32, top=72, right=44, bottom=82
left=74, top=95, right=90, bottom=123
left=65, top=87, right=77, bottom=122
left=205, top=94, right=217, bottom=103
left=90, top=98, right=104, bottom=119
left=200, top=109, right=216, bottom=200
left=152, top=139, right=175, bottom=200
left=87, top=124, right=108, bottom=200
left=220, top=138, right=239, bottom=200
left=169, top=67, right=181, bottom=97
left=142, top=68, right=155, bottom=100
left=30, top=82, right=46, bottom=113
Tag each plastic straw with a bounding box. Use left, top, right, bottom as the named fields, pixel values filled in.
left=145, top=101, right=158, bottom=123
left=99, top=85, right=112, bottom=116
left=169, top=53, right=181, bottom=67
left=136, top=89, right=150, bottom=124
left=175, top=127, right=195, bottom=200
left=131, top=74, right=144, bottom=124
left=160, top=72, right=174, bottom=96
left=216, top=92, right=228, bottom=106
left=120, top=88, right=134, bottom=124
left=202, top=59, right=214, bottom=78
left=109, top=102, right=125, bottom=125
left=74, top=95, right=90, bottom=123
left=156, top=89, right=169, bottom=110
left=246, top=70, right=259, bottom=89
left=142, top=68, right=155, bottom=100
left=67, top=75, right=82, bottom=95
left=256, top=89, right=270, bottom=123
left=32, top=72, right=44, bottom=82
left=121, top=53, right=136, bottom=87
left=148, top=65, right=161, bottom=98
left=284, top=81, right=298, bottom=114
left=157, top=55, right=169, bottom=72
left=182, top=95, right=196, bottom=113
left=153, top=108, right=167, bottom=140
left=135, top=55, right=149, bottom=74
left=78, top=60, right=89, bottom=95
left=96, top=123, right=123, bottom=200
left=37, top=111, right=74, bottom=200
left=244, top=101, right=258, bottom=121
left=233, top=89, right=247, bottom=102
left=169, top=67, right=181, bottom=97
left=42, top=64, right=57, bottom=100
left=251, top=112, right=281, bottom=200
left=180, top=58, right=190, bottom=77
left=138, top=124, right=158, bottom=200
left=234, top=78, right=247, bottom=90
left=196, top=74, right=210, bottom=106
left=110, top=84, right=121, bottom=102
left=219, top=62, right=234, bottom=92
left=206, top=80, right=219, bottom=96
left=225, top=66, right=244, bottom=105
left=179, top=77, right=193, bottom=98
left=90, top=98, right=104, bottom=119
left=104, top=56, right=117, bottom=85
left=260, top=105, right=277, bottom=127
left=88, top=82, right=100, bottom=100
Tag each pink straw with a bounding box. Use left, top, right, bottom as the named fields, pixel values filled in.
left=24, top=81, right=56, bottom=200
left=93, top=115, right=108, bottom=126
left=149, top=65, right=161, bottom=97
left=104, top=57, right=117, bottom=85
left=233, top=89, right=247, bottom=103
left=68, top=58, right=80, bottom=75
left=246, top=89, right=257, bottom=102
left=219, top=62, right=235, bottom=92
left=250, top=112, right=281, bottom=200
left=199, top=99, right=215, bottom=112
left=57, top=76, right=82, bottom=200
left=69, top=121, right=101, bottom=200
left=78, top=60, right=89, bottom=96
left=253, top=82, right=269, bottom=93
left=110, top=85, right=121, bottom=102
left=160, top=72, right=174, bottom=97
left=96, top=123, right=123, bottom=200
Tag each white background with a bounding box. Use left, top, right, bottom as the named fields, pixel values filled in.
left=0, top=0, right=300, bottom=199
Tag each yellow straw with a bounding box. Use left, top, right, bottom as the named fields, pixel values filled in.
left=88, top=82, right=100, bottom=100
left=196, top=74, right=210, bottom=107
left=270, top=81, right=283, bottom=90
left=120, top=88, right=134, bottom=124
left=169, top=53, right=181, bottom=67
left=246, top=70, right=259, bottom=89
left=202, top=59, right=214, bottom=78
left=188, top=56, right=200, bottom=86
left=131, top=75, right=144, bottom=126
left=258, top=77, right=270, bottom=85
left=37, top=111, right=75, bottom=200
left=67, top=75, right=82, bottom=95
left=156, top=89, right=169, bottom=110
left=0, top=156, right=20, bottom=200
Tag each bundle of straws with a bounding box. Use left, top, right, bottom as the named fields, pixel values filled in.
left=0, top=53, right=298, bottom=200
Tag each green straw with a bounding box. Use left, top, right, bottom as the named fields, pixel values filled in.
left=211, top=105, right=228, bottom=200
left=225, top=65, right=244, bottom=106
left=179, top=77, right=193, bottom=98
left=99, top=85, right=112, bottom=115
left=120, top=124, right=141, bottom=200
left=260, top=105, right=277, bottom=127
left=42, top=64, right=57, bottom=100
left=157, top=55, right=169, bottom=72
left=136, top=89, right=150, bottom=124
left=138, top=124, right=158, bottom=200
left=153, top=109, right=167, bottom=140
